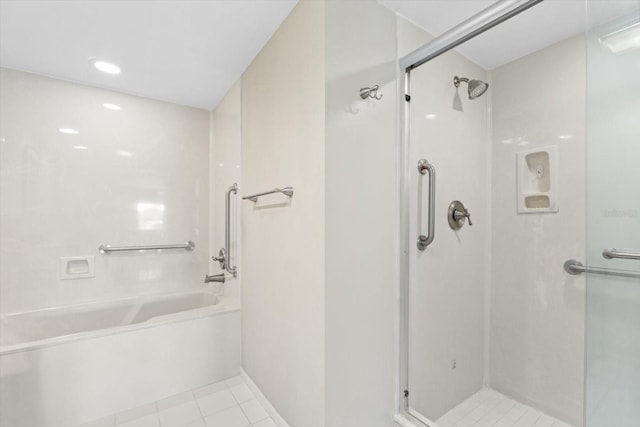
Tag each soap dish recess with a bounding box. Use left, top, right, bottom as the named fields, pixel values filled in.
left=517, top=146, right=558, bottom=213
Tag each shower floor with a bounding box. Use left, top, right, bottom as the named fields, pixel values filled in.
left=435, top=388, right=573, bottom=427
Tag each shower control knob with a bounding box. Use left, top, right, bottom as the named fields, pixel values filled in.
left=448, top=200, right=472, bottom=230
left=454, top=209, right=472, bottom=226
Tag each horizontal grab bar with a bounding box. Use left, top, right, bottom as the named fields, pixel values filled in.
left=602, top=248, right=640, bottom=261
left=243, top=187, right=294, bottom=202
left=563, top=259, right=640, bottom=278
left=99, top=241, right=195, bottom=254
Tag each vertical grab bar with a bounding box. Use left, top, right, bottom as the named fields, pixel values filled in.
left=225, top=183, right=238, bottom=277
left=417, top=159, right=436, bottom=251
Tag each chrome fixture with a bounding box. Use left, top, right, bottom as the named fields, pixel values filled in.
left=602, top=248, right=640, bottom=261
left=214, top=183, right=238, bottom=277
left=453, top=76, right=489, bottom=99
left=212, top=248, right=227, bottom=269
left=564, top=259, right=640, bottom=278
left=99, top=241, right=195, bottom=254
left=448, top=200, right=472, bottom=230
left=243, top=187, right=294, bottom=203
left=359, top=85, right=383, bottom=100
left=417, top=159, right=436, bottom=251
left=204, top=273, right=225, bottom=284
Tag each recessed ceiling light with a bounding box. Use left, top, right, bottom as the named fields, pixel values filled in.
left=425, top=114, right=437, bottom=120
left=92, top=60, right=121, bottom=75
left=558, top=134, right=573, bottom=140
left=59, top=128, right=79, bottom=134
left=599, top=20, right=640, bottom=55
left=102, top=103, right=121, bottom=110
left=73, top=145, right=88, bottom=150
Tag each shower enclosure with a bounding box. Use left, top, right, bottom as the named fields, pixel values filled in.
left=585, top=3, right=640, bottom=425
left=395, top=1, right=640, bottom=427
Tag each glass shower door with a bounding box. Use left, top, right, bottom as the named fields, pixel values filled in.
left=404, top=46, right=490, bottom=425
left=585, top=3, right=640, bottom=426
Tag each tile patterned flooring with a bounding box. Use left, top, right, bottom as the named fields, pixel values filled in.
left=77, top=376, right=275, bottom=427
left=435, top=389, right=574, bottom=427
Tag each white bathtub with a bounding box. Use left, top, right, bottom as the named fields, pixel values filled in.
left=0, top=288, right=241, bottom=427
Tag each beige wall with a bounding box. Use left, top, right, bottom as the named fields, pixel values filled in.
left=490, top=35, right=586, bottom=426
left=240, top=2, right=325, bottom=427
left=325, top=1, right=397, bottom=426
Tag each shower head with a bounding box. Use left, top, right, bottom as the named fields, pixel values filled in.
left=453, top=76, right=489, bottom=100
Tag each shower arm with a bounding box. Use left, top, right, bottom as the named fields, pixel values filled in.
left=453, top=76, right=469, bottom=87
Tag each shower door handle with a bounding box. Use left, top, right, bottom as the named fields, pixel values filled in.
left=417, top=159, right=435, bottom=251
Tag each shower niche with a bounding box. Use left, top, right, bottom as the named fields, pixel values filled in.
left=517, top=146, right=558, bottom=213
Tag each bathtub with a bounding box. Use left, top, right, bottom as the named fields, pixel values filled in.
left=0, top=288, right=241, bottom=427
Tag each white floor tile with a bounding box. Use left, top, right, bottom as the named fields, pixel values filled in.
left=94, top=377, right=279, bottom=427
left=158, top=400, right=202, bottom=427
left=116, top=403, right=158, bottom=424
left=225, top=376, right=244, bottom=388
left=194, top=381, right=228, bottom=398
left=204, top=405, right=250, bottom=427
left=76, top=415, right=115, bottom=427
left=157, top=390, right=195, bottom=410
left=435, top=389, right=574, bottom=427
left=197, top=389, right=238, bottom=417
left=117, top=413, right=160, bottom=427
left=184, top=419, right=206, bottom=427
left=230, top=383, right=254, bottom=403
left=240, top=399, right=268, bottom=423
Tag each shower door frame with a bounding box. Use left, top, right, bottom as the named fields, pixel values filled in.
left=395, top=1, right=544, bottom=425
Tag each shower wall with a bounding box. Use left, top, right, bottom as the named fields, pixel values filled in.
left=210, top=79, right=241, bottom=300
left=399, top=16, right=491, bottom=419
left=0, top=68, right=210, bottom=314
left=489, top=35, right=586, bottom=426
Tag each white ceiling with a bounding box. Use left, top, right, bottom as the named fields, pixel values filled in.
left=379, top=0, right=640, bottom=70
left=0, top=0, right=298, bottom=110
left=2, top=1, right=637, bottom=109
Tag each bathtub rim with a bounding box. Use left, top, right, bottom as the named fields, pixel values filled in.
left=0, top=290, right=240, bottom=356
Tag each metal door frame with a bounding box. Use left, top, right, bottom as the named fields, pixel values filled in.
left=395, top=1, right=544, bottom=425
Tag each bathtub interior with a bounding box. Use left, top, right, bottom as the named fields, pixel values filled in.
left=0, top=289, right=224, bottom=349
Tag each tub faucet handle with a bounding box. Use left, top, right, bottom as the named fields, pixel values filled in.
left=212, top=248, right=226, bottom=269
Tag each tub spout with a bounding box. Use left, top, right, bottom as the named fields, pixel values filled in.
left=204, top=273, right=225, bottom=284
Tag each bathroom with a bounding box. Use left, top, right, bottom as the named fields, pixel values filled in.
left=0, top=0, right=638, bottom=426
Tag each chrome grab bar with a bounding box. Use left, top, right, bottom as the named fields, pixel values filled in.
left=99, top=241, right=195, bottom=254
left=417, top=159, right=435, bottom=251
left=602, top=248, right=640, bottom=261
left=225, top=183, right=238, bottom=277
left=242, top=187, right=294, bottom=203
left=564, top=259, right=640, bottom=278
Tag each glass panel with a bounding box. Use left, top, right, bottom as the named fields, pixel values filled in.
left=585, top=2, right=640, bottom=426
left=398, top=2, right=589, bottom=426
